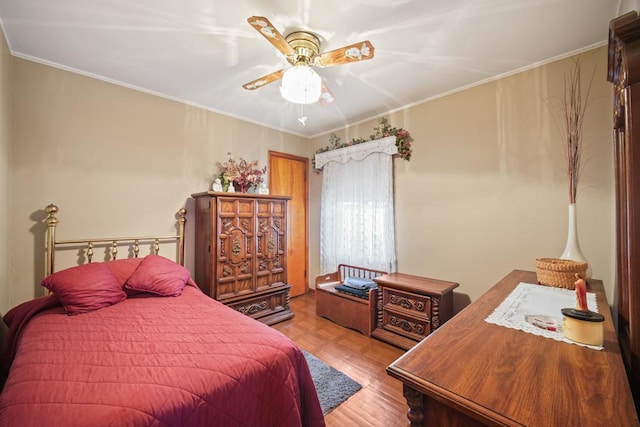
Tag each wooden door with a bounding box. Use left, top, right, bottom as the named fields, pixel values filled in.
left=268, top=151, right=308, bottom=297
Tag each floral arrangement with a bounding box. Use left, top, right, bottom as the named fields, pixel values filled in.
left=218, top=156, right=266, bottom=193
left=315, top=117, right=413, bottom=162
left=560, top=58, right=594, bottom=204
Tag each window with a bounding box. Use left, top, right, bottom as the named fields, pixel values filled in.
left=318, top=138, right=397, bottom=273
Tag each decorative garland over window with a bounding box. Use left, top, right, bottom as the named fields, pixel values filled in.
left=314, top=135, right=397, bottom=170
left=314, top=117, right=413, bottom=164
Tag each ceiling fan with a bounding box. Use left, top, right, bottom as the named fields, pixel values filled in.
left=242, top=16, right=375, bottom=105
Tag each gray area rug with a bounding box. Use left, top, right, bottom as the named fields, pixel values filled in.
left=303, top=350, right=362, bottom=415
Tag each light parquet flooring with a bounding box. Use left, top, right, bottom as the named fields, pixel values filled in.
left=271, top=293, right=409, bottom=427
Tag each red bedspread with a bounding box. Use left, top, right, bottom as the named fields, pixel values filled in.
left=0, top=285, right=325, bottom=426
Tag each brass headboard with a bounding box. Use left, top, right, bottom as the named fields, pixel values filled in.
left=44, top=204, right=187, bottom=277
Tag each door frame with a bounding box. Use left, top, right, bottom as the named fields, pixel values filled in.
left=268, top=150, right=309, bottom=295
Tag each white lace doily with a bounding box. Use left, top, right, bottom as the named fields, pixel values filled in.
left=485, top=282, right=602, bottom=350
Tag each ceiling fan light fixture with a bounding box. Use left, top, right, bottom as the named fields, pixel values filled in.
left=280, top=65, right=321, bottom=104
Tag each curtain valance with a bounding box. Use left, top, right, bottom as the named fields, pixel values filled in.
left=314, top=136, right=398, bottom=170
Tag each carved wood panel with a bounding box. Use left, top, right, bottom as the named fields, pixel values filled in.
left=216, top=198, right=254, bottom=300
left=255, top=199, right=287, bottom=291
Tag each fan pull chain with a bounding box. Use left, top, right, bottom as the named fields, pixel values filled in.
left=298, top=104, right=308, bottom=126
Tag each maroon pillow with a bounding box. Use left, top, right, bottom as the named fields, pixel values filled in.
left=124, top=255, right=190, bottom=297
left=105, top=257, right=144, bottom=287
left=41, top=263, right=126, bottom=315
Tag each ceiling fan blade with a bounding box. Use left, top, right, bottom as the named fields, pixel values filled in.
left=315, top=41, right=375, bottom=67
left=319, top=83, right=335, bottom=105
left=242, top=70, right=285, bottom=90
left=247, top=16, right=295, bottom=57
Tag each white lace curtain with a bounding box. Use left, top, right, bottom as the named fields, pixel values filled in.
left=318, top=137, right=397, bottom=274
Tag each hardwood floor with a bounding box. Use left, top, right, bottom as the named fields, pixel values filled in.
left=271, top=293, right=409, bottom=427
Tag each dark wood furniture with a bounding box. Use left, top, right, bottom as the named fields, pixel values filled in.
left=372, top=273, right=458, bottom=350
left=315, top=264, right=386, bottom=336
left=608, top=12, right=640, bottom=409
left=387, top=270, right=639, bottom=427
left=191, top=192, right=293, bottom=325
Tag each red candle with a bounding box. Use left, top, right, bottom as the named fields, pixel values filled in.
left=574, top=274, right=588, bottom=311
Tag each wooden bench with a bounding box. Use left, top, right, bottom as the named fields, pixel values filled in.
left=315, top=264, right=387, bottom=336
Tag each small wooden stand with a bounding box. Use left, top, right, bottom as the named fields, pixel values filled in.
left=372, top=272, right=458, bottom=350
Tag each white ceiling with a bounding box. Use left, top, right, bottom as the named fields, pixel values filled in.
left=0, top=0, right=633, bottom=138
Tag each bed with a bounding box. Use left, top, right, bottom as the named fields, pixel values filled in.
left=0, top=204, right=325, bottom=426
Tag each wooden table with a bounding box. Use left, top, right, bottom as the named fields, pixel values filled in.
left=387, top=270, right=639, bottom=426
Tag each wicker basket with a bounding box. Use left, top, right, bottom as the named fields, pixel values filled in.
left=535, top=258, right=588, bottom=289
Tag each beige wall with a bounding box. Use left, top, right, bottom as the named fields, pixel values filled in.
left=7, top=58, right=307, bottom=308
left=309, top=46, right=614, bottom=309
left=0, top=28, right=11, bottom=315
left=4, top=45, right=615, bottom=314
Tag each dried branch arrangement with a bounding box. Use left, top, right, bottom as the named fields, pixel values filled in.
left=562, top=58, right=594, bottom=204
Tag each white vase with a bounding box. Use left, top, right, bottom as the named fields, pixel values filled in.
left=560, top=203, right=592, bottom=278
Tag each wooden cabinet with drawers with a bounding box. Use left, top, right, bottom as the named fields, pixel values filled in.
left=191, top=192, right=293, bottom=325
left=372, top=272, right=458, bottom=350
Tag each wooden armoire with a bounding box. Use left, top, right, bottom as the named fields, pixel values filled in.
left=608, top=11, right=640, bottom=410
left=191, top=192, right=293, bottom=325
